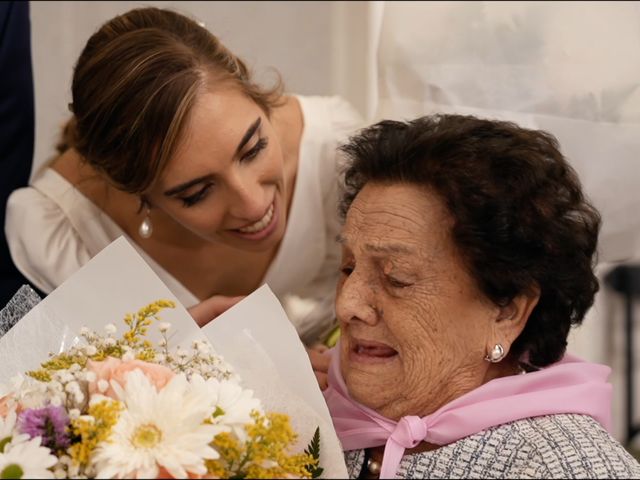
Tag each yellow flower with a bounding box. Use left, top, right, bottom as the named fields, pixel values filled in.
left=206, top=411, right=314, bottom=479
left=69, top=400, right=122, bottom=468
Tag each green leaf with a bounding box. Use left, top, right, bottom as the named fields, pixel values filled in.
left=304, top=426, right=324, bottom=478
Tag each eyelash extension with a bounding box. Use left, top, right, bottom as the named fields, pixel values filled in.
left=180, top=183, right=213, bottom=207
left=241, top=137, right=268, bottom=162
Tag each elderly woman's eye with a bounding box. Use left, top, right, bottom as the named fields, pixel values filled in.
left=341, top=265, right=354, bottom=276
left=387, top=276, right=413, bottom=289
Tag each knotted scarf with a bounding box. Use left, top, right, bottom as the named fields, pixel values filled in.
left=323, top=341, right=612, bottom=479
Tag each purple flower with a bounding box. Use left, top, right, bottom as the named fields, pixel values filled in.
left=17, top=405, right=70, bottom=450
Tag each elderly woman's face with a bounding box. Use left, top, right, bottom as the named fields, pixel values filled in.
left=336, top=182, right=502, bottom=420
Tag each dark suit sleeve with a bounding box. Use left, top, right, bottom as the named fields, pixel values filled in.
left=0, top=1, right=41, bottom=306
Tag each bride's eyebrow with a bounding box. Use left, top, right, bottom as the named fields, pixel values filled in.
left=235, top=117, right=262, bottom=155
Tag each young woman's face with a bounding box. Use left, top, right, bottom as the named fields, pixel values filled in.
left=147, top=87, right=287, bottom=252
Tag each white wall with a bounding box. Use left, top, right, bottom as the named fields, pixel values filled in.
left=29, top=0, right=374, bottom=174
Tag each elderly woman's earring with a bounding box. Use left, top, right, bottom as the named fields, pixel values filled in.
left=138, top=206, right=153, bottom=239
left=484, top=344, right=505, bottom=363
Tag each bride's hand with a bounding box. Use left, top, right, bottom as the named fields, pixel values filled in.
left=188, top=294, right=245, bottom=327
left=306, top=343, right=331, bottom=391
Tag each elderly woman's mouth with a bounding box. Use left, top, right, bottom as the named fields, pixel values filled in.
left=350, top=339, right=399, bottom=363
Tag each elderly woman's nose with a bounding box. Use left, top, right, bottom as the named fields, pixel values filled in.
left=336, top=273, right=378, bottom=325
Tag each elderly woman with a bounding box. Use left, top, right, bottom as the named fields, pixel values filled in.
left=321, top=114, right=640, bottom=479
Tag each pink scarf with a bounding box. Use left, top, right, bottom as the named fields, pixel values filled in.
left=323, top=341, right=612, bottom=479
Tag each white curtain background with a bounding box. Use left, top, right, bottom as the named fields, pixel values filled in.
left=30, top=0, right=640, bottom=441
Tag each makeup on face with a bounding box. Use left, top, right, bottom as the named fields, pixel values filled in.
left=151, top=88, right=288, bottom=251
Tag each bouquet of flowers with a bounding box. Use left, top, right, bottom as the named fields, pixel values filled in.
left=0, top=238, right=347, bottom=479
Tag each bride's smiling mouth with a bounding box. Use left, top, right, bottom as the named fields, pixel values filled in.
left=228, top=201, right=278, bottom=241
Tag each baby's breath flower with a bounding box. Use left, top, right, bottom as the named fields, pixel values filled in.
left=175, top=348, right=188, bottom=359
left=97, top=380, right=109, bottom=394
left=193, top=340, right=211, bottom=354
left=158, top=322, right=171, bottom=333
left=49, top=381, right=63, bottom=391
left=57, top=372, right=74, bottom=384
left=65, top=382, right=80, bottom=394
left=104, top=324, right=117, bottom=335
left=73, top=391, right=85, bottom=406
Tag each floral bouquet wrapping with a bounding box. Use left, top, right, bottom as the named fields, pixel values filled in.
left=0, top=237, right=347, bottom=479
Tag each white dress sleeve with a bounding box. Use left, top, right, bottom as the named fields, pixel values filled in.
left=317, top=96, right=365, bottom=290
left=5, top=186, right=92, bottom=294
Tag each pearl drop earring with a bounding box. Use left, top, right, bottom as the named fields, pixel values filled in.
left=484, top=344, right=505, bottom=363
left=138, top=206, right=153, bottom=239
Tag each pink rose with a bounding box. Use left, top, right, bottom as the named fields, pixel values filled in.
left=86, top=357, right=175, bottom=399
left=0, top=395, right=13, bottom=418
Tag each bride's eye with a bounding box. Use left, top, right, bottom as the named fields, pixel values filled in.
left=241, top=138, right=268, bottom=162
left=180, top=183, right=214, bottom=207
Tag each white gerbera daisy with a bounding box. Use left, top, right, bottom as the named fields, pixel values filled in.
left=210, top=380, right=262, bottom=442
left=0, top=410, right=29, bottom=452
left=0, top=409, right=17, bottom=442
left=0, top=437, right=57, bottom=479
left=92, top=369, right=220, bottom=479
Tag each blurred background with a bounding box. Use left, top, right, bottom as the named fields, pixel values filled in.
left=22, top=0, right=640, bottom=444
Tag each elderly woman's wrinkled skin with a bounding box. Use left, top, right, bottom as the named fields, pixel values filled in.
left=336, top=182, right=537, bottom=421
